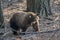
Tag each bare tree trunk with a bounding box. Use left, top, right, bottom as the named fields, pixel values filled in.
left=27, top=0, right=52, bottom=17
left=27, top=0, right=35, bottom=12
left=0, top=0, right=4, bottom=27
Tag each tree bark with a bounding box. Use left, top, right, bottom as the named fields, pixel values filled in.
left=0, top=0, right=4, bottom=27
left=27, top=0, right=52, bottom=17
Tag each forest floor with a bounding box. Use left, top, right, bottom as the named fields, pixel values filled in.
left=0, top=0, right=60, bottom=40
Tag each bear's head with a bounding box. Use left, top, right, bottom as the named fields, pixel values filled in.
left=25, top=12, right=40, bottom=32
left=25, top=12, right=38, bottom=24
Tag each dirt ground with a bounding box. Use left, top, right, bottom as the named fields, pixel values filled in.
left=0, top=0, right=60, bottom=40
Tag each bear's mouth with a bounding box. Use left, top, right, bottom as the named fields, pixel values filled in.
left=31, top=21, right=37, bottom=25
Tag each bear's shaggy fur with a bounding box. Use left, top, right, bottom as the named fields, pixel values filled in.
left=10, top=12, right=40, bottom=35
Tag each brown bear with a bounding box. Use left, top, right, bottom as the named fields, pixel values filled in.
left=10, top=12, right=40, bottom=35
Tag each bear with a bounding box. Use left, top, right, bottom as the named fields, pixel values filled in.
left=10, top=12, right=40, bottom=35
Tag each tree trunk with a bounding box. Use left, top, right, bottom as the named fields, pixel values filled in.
left=27, top=0, right=52, bottom=17
left=0, top=0, right=4, bottom=27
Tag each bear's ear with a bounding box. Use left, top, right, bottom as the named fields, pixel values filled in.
left=36, top=14, right=40, bottom=18
left=36, top=13, right=39, bottom=16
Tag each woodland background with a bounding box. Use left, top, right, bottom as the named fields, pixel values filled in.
left=0, top=0, right=60, bottom=40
